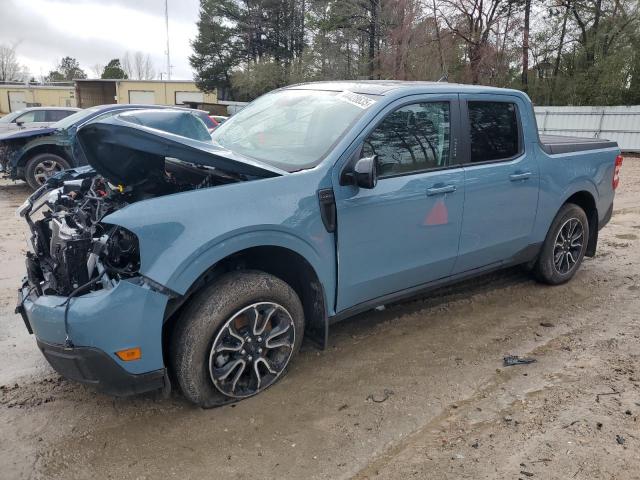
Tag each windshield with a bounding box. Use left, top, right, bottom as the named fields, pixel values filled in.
left=52, top=107, right=101, bottom=129
left=211, top=89, right=377, bottom=171
left=0, top=110, right=23, bottom=123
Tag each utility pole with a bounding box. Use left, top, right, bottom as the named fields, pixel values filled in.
left=165, top=0, right=171, bottom=80
left=521, top=0, right=531, bottom=92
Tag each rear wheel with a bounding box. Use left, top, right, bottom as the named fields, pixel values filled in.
left=170, top=271, right=304, bottom=407
left=534, top=203, right=589, bottom=285
left=24, top=153, right=70, bottom=190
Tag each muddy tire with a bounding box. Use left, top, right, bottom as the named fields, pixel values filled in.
left=24, top=153, right=71, bottom=190
left=170, top=270, right=305, bottom=408
left=534, top=203, right=589, bottom=285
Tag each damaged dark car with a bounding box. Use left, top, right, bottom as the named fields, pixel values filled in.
left=0, top=104, right=216, bottom=189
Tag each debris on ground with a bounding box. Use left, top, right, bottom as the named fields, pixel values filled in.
left=366, top=389, right=394, bottom=403
left=595, top=391, right=620, bottom=403
left=616, top=435, right=625, bottom=445
left=540, top=322, right=555, bottom=328
left=562, top=420, right=580, bottom=429
left=503, top=355, right=537, bottom=367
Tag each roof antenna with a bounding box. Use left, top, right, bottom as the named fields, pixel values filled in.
left=437, top=73, right=448, bottom=82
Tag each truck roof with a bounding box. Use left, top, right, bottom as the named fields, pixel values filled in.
left=285, top=80, right=525, bottom=97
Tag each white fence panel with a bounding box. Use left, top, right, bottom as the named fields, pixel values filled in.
left=534, top=106, right=640, bottom=152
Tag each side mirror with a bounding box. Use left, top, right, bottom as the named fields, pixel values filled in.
left=15, top=120, right=24, bottom=127
left=347, top=155, right=378, bottom=189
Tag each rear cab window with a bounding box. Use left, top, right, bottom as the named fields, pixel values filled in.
left=467, top=101, right=521, bottom=163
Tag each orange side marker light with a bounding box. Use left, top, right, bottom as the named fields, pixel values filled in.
left=115, top=347, right=142, bottom=361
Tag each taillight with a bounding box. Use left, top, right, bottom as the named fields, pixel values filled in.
left=613, top=154, right=623, bottom=189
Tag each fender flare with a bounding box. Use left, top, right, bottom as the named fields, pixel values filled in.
left=556, top=180, right=600, bottom=256
left=558, top=178, right=599, bottom=207
left=154, top=229, right=333, bottom=349
left=155, top=229, right=332, bottom=296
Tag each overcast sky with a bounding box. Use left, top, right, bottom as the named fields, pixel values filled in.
left=0, top=0, right=200, bottom=80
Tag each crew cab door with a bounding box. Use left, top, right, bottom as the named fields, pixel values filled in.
left=453, top=95, right=539, bottom=274
left=333, top=95, right=464, bottom=311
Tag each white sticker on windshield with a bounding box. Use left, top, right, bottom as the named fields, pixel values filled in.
left=336, top=90, right=376, bottom=109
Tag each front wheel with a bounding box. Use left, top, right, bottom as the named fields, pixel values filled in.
left=534, top=203, right=589, bottom=285
left=24, top=153, right=71, bottom=190
left=170, top=271, right=305, bottom=407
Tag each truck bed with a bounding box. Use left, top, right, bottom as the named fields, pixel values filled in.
left=539, top=134, right=617, bottom=155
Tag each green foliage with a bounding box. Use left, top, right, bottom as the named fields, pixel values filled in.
left=46, top=56, right=87, bottom=81
left=522, top=0, right=639, bottom=106
left=190, top=0, right=308, bottom=97
left=45, top=70, right=65, bottom=82
left=58, top=56, right=87, bottom=80
left=230, top=61, right=287, bottom=99
left=190, top=0, right=640, bottom=105
left=101, top=59, right=127, bottom=79
left=190, top=0, right=243, bottom=93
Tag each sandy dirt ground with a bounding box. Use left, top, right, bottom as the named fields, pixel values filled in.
left=1, top=159, right=639, bottom=480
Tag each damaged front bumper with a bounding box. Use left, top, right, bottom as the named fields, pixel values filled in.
left=17, top=277, right=170, bottom=396
left=34, top=340, right=167, bottom=396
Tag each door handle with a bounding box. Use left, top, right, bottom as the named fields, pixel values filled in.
left=509, top=172, right=532, bottom=181
left=426, top=184, right=456, bottom=196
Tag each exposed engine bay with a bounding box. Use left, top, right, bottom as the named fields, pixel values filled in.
left=19, top=160, right=241, bottom=297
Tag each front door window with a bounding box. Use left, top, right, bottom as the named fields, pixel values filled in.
left=362, top=102, right=451, bottom=177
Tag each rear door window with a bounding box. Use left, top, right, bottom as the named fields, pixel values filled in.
left=467, top=101, right=520, bottom=163
left=46, top=110, right=73, bottom=122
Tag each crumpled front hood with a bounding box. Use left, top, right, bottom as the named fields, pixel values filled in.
left=0, top=127, right=57, bottom=142
left=76, top=113, right=286, bottom=186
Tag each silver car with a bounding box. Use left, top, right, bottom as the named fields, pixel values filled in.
left=0, top=107, right=80, bottom=132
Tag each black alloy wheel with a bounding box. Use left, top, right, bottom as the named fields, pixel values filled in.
left=534, top=203, right=589, bottom=285
left=552, top=217, right=585, bottom=274
left=209, top=302, right=296, bottom=398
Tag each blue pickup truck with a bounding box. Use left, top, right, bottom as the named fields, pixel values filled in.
left=16, top=81, right=623, bottom=407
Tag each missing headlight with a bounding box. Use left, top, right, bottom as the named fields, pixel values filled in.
left=101, top=226, right=141, bottom=277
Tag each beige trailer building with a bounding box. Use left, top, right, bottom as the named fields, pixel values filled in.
left=75, top=79, right=217, bottom=109
left=0, top=84, right=76, bottom=115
